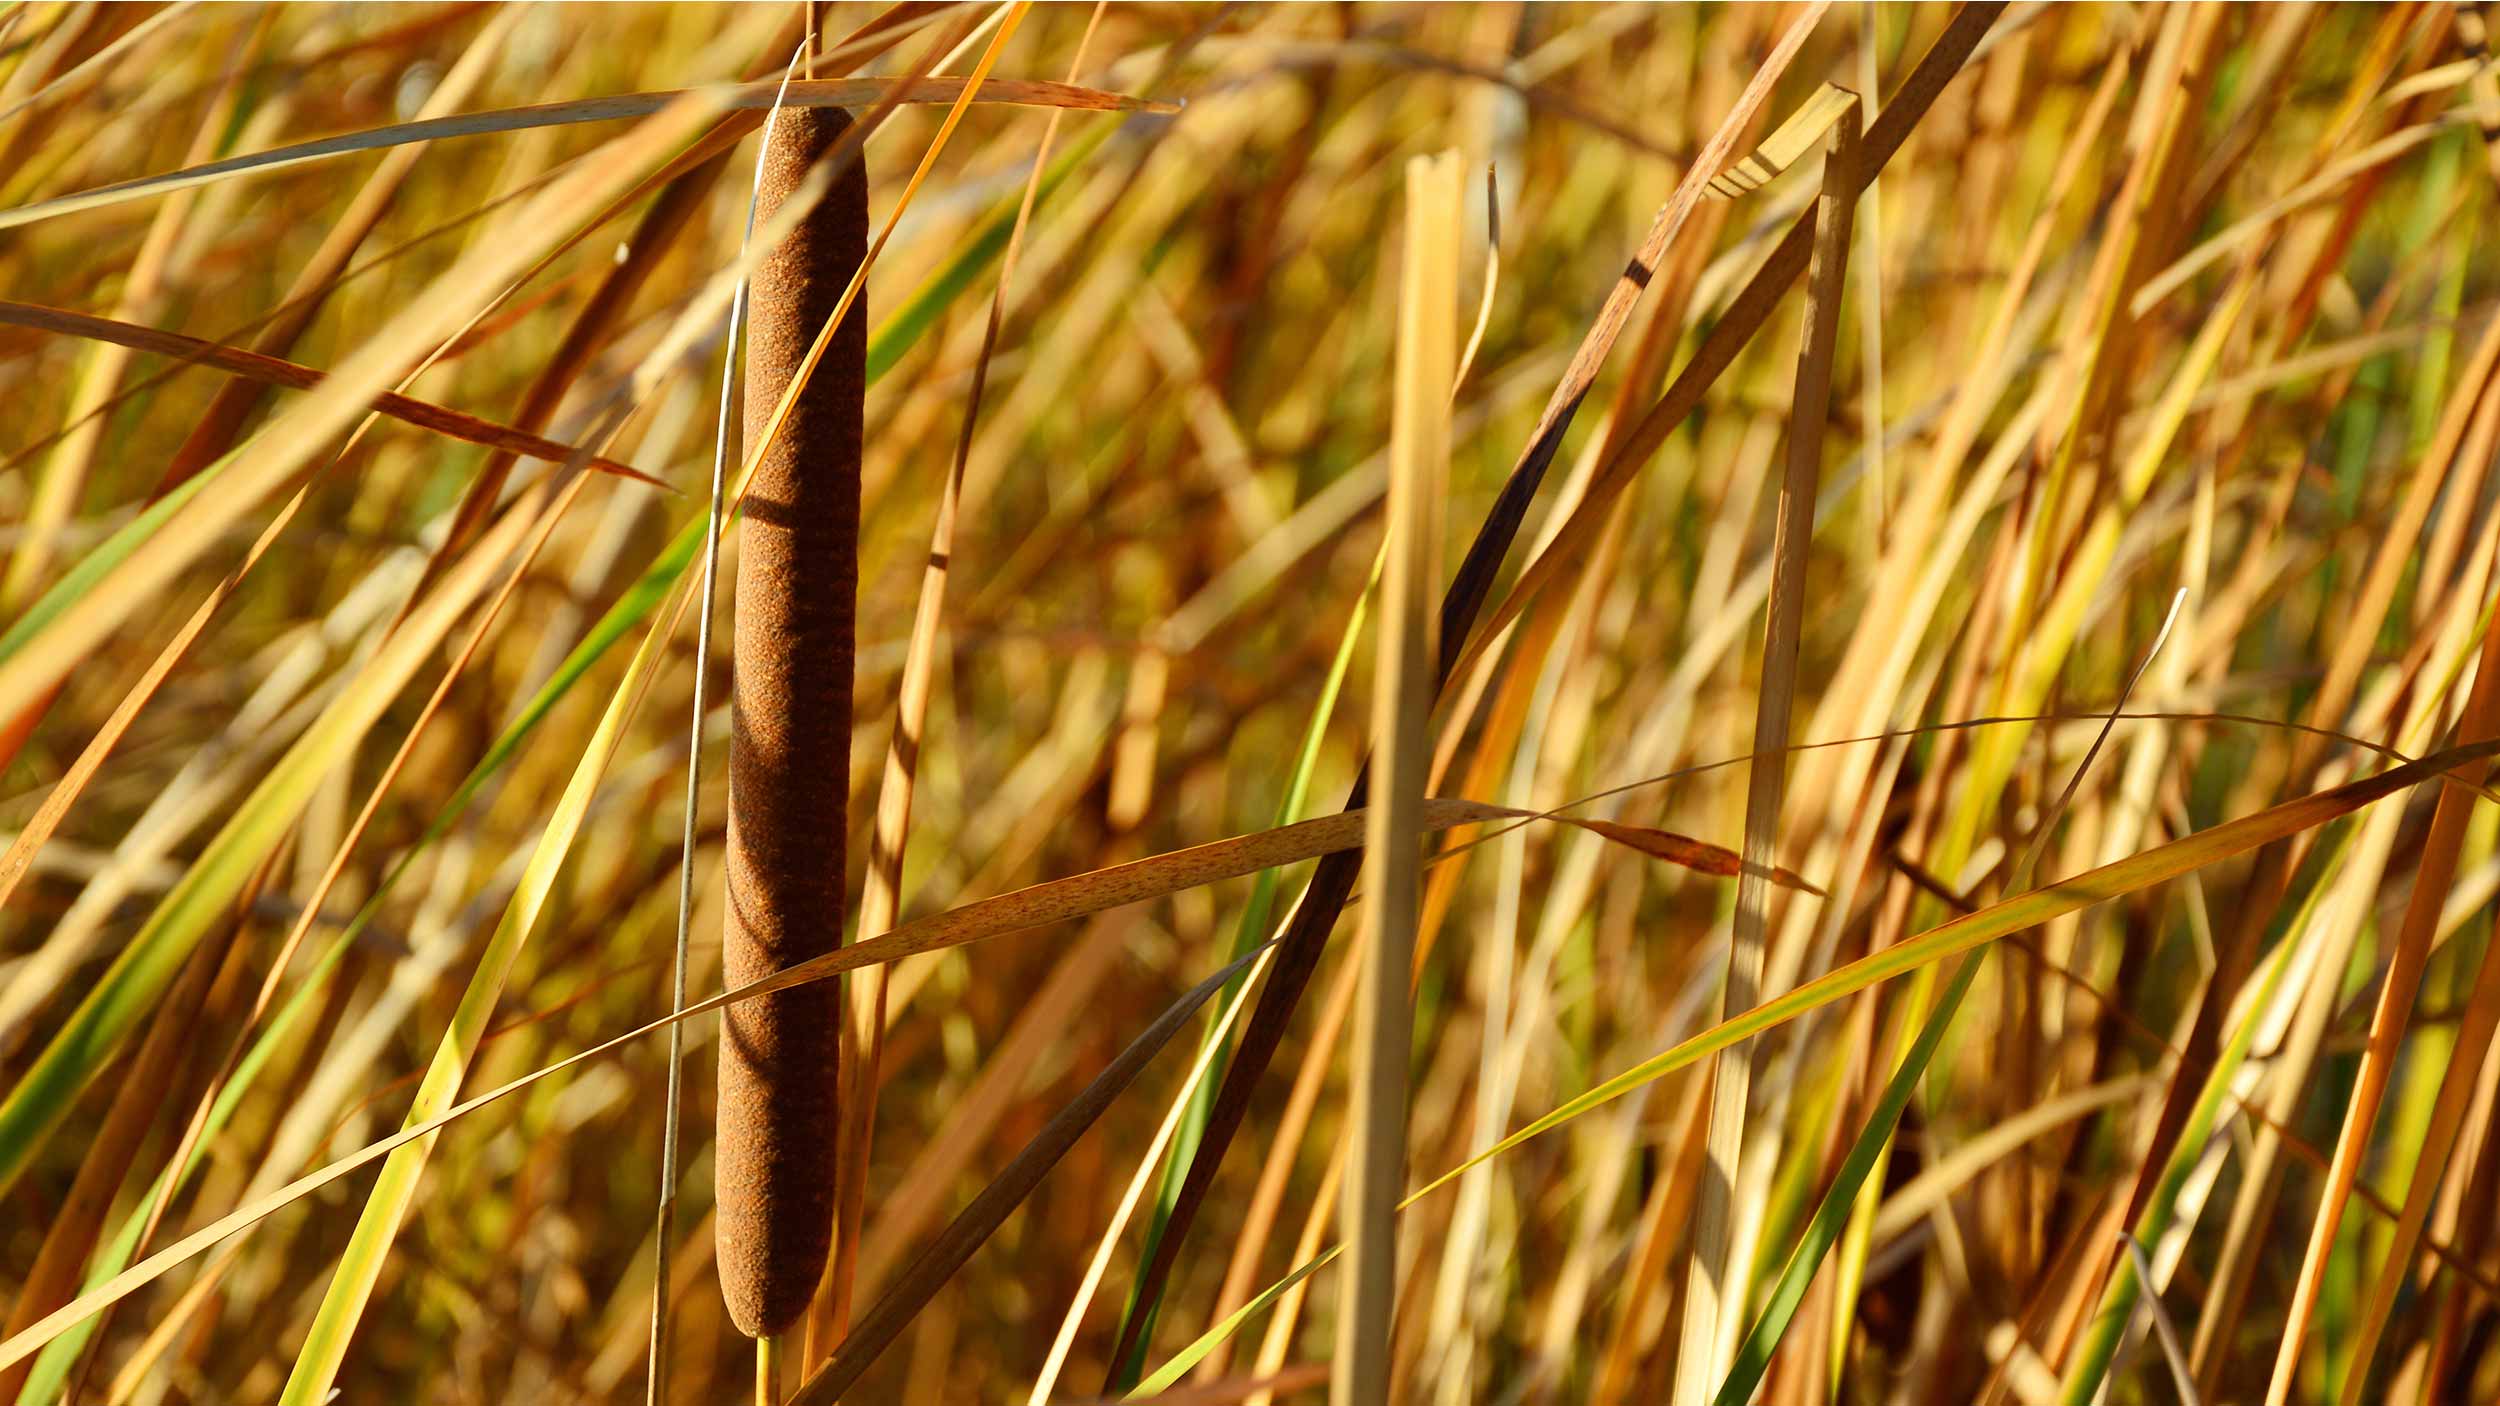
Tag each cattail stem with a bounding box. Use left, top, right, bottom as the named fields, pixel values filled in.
left=717, top=105, right=867, bottom=1344
left=757, top=1333, right=784, bottom=1406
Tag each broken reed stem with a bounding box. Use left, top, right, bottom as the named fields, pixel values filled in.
left=1675, top=100, right=1860, bottom=1406
left=717, top=106, right=866, bottom=1348
left=1337, top=148, right=1458, bottom=1406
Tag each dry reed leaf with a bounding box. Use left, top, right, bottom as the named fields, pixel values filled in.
left=16, top=6, right=2498, bottom=1398
left=1103, top=7, right=1867, bottom=1369
left=1680, top=95, right=1858, bottom=1406
left=0, top=301, right=665, bottom=487
left=1704, top=83, right=1859, bottom=198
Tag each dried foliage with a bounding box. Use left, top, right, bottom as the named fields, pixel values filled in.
left=6, top=5, right=2500, bottom=1404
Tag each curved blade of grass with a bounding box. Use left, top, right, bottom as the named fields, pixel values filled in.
left=0, top=300, right=664, bottom=486
left=1127, top=1249, right=1338, bottom=1396
left=0, top=76, right=1174, bottom=234
left=1713, top=953, right=1982, bottom=1406
left=272, top=505, right=693, bottom=1405
left=0, top=90, right=726, bottom=731
left=1122, top=738, right=2500, bottom=1392
left=0, top=460, right=592, bottom=1197
left=0, top=22, right=231, bottom=614
left=1105, top=548, right=1376, bottom=1390
left=1417, top=739, right=2500, bottom=1208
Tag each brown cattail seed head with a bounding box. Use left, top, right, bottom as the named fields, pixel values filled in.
left=716, top=106, right=864, bottom=1341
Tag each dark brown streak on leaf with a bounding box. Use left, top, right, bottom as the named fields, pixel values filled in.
left=1454, top=1, right=2013, bottom=677
left=1561, top=816, right=1824, bottom=896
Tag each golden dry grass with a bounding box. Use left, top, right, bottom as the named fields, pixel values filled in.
left=5, top=4, right=2500, bottom=1404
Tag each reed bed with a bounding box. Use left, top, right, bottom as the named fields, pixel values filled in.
left=5, top=4, right=2500, bottom=1404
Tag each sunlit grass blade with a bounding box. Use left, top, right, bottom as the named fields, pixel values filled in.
left=0, top=300, right=665, bottom=486
left=1106, top=547, right=1374, bottom=1390
left=1121, top=737, right=2500, bottom=1392
left=0, top=76, right=1173, bottom=233
left=791, top=945, right=1269, bottom=1405
left=1713, top=953, right=1982, bottom=1406
left=273, top=487, right=685, bottom=1405
left=0, top=91, right=726, bottom=729
left=0, top=461, right=592, bottom=1195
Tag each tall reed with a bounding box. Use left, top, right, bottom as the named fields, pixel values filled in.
left=717, top=106, right=866, bottom=1345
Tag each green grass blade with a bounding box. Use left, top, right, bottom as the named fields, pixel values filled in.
left=0, top=481, right=559, bottom=1197
left=1125, top=1247, right=1341, bottom=1398
left=1124, top=742, right=2500, bottom=1392
left=0, top=462, right=214, bottom=668
left=14, top=934, right=345, bottom=1406
left=274, top=570, right=688, bottom=1404
left=1713, top=953, right=1984, bottom=1406
left=1107, top=549, right=1377, bottom=1388
left=1409, top=736, right=2500, bottom=1210
left=863, top=119, right=1111, bottom=385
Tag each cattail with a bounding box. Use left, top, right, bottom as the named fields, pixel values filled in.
left=717, top=106, right=865, bottom=1343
